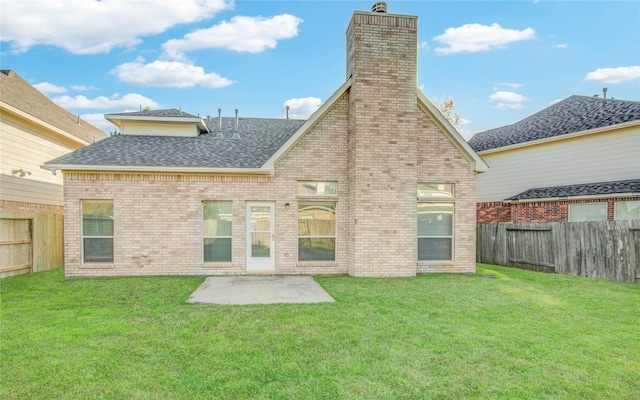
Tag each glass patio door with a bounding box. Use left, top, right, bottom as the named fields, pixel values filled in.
left=246, top=203, right=275, bottom=272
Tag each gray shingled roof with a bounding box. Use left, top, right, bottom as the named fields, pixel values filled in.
left=1, top=70, right=106, bottom=143
left=506, top=179, right=640, bottom=201
left=107, top=108, right=200, bottom=118
left=469, top=95, right=640, bottom=152
left=44, top=117, right=306, bottom=169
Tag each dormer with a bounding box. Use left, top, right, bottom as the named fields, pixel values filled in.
left=105, top=108, right=209, bottom=137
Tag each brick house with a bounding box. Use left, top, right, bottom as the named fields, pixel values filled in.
left=469, top=95, right=640, bottom=224
left=44, top=4, right=487, bottom=278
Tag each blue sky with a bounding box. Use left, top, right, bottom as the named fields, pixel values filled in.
left=2, top=0, right=639, bottom=139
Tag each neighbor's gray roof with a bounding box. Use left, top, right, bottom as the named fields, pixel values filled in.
left=506, top=179, right=640, bottom=201
left=469, top=95, right=640, bottom=152
left=0, top=70, right=106, bottom=143
left=44, top=116, right=306, bottom=169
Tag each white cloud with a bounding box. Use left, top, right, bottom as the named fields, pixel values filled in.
left=112, top=60, right=233, bottom=88
left=556, top=43, right=568, bottom=49
left=34, top=82, right=67, bottom=95
left=490, top=91, right=528, bottom=103
left=418, top=41, right=430, bottom=51
left=71, top=85, right=98, bottom=91
left=52, top=93, right=161, bottom=110
left=433, top=23, right=535, bottom=54
left=493, top=82, right=523, bottom=90
left=162, top=14, right=303, bottom=60
left=284, top=97, right=322, bottom=119
left=1, top=0, right=232, bottom=54
left=584, top=66, right=640, bottom=84
left=80, top=113, right=118, bottom=133
left=493, top=102, right=524, bottom=110
left=490, top=91, right=528, bottom=109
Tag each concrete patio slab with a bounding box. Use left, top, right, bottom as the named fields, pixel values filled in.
left=186, top=276, right=335, bottom=305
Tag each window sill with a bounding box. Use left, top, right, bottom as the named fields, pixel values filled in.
left=80, top=264, right=115, bottom=269
left=297, top=261, right=337, bottom=267
left=202, top=262, right=234, bottom=268
left=417, top=261, right=455, bottom=266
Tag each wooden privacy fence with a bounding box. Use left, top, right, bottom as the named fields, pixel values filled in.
left=0, top=218, right=32, bottom=276
left=477, top=221, right=640, bottom=283
left=0, top=211, right=64, bottom=279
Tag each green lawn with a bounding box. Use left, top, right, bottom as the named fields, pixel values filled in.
left=1, top=265, right=639, bottom=399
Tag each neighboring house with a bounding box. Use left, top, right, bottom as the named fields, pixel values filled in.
left=469, top=95, right=640, bottom=224
left=44, top=5, right=487, bottom=278
left=1, top=70, right=106, bottom=277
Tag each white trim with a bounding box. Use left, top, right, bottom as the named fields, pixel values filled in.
left=297, top=200, right=338, bottom=262
left=263, top=79, right=352, bottom=168
left=416, top=90, right=489, bottom=173
left=417, top=201, right=455, bottom=262
left=246, top=202, right=275, bottom=272
left=81, top=199, right=114, bottom=264
left=478, top=120, right=640, bottom=156
left=41, top=164, right=272, bottom=175
left=506, top=192, right=640, bottom=204
left=202, top=200, right=234, bottom=263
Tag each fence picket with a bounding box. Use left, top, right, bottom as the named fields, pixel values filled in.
left=477, top=221, right=638, bottom=283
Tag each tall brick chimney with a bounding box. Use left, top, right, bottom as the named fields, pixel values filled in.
left=346, top=4, right=419, bottom=277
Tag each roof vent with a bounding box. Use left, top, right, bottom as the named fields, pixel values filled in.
left=216, top=108, right=223, bottom=138
left=371, top=2, right=387, bottom=13
left=232, top=109, right=240, bottom=139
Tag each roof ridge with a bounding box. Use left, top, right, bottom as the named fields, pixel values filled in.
left=0, top=70, right=106, bottom=143
left=469, top=94, right=640, bottom=152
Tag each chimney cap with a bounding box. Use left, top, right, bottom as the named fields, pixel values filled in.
left=371, top=2, right=387, bottom=13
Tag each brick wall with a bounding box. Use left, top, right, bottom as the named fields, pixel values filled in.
left=416, top=112, right=477, bottom=274
left=476, top=201, right=512, bottom=224
left=64, top=97, right=351, bottom=278
left=63, top=9, right=481, bottom=278
left=477, top=197, right=640, bottom=223
left=347, top=12, right=419, bottom=277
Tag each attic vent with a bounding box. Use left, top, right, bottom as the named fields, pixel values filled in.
left=232, top=109, right=240, bottom=139
left=371, top=2, right=387, bottom=13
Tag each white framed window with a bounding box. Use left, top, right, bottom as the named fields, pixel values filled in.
left=298, top=202, right=336, bottom=261
left=418, top=202, right=454, bottom=261
left=203, top=201, right=233, bottom=262
left=569, top=203, right=607, bottom=222
left=82, top=200, right=114, bottom=263
left=297, top=181, right=337, bottom=196
left=417, top=183, right=454, bottom=262
left=614, top=200, right=640, bottom=221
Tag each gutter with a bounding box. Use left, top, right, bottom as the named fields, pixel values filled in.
left=40, top=164, right=273, bottom=176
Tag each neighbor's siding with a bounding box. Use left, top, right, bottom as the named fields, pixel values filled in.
left=476, top=126, right=640, bottom=202
left=1, top=111, right=84, bottom=206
